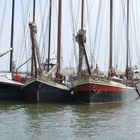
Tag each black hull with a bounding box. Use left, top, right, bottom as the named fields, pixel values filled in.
left=23, top=80, right=73, bottom=103
left=73, top=89, right=139, bottom=104
left=0, top=82, right=23, bottom=101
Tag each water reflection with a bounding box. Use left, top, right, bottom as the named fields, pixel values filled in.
left=23, top=103, right=67, bottom=140
left=0, top=100, right=139, bottom=140
left=68, top=103, right=123, bottom=140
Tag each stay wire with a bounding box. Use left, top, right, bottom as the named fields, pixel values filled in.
left=17, top=0, right=31, bottom=70
left=39, top=0, right=49, bottom=62
left=38, top=0, right=49, bottom=54
left=0, top=0, right=8, bottom=49
left=131, top=0, right=140, bottom=65
left=69, top=0, right=78, bottom=67
left=84, top=0, right=94, bottom=28
left=96, top=0, right=106, bottom=66
left=93, top=0, right=102, bottom=67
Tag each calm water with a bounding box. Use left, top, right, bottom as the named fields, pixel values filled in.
left=0, top=98, right=140, bottom=140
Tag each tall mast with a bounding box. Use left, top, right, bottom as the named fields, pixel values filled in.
left=81, top=0, right=84, bottom=29
left=10, top=0, right=15, bottom=72
left=56, top=0, right=62, bottom=81
left=29, top=23, right=38, bottom=78
left=31, top=0, right=36, bottom=75
left=81, top=0, right=91, bottom=75
left=76, top=0, right=91, bottom=77
left=33, top=0, right=36, bottom=22
left=109, top=0, right=113, bottom=71
left=47, top=0, right=52, bottom=71
left=126, top=0, right=129, bottom=69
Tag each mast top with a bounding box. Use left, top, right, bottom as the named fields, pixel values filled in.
left=76, top=0, right=91, bottom=77
left=108, top=0, right=113, bottom=77
left=33, top=0, right=36, bottom=22
left=10, top=0, right=15, bottom=73
left=81, top=0, right=84, bottom=29
left=126, top=0, right=129, bottom=69
left=56, top=0, right=62, bottom=82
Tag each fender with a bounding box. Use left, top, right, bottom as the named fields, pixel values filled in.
left=92, top=85, right=101, bottom=95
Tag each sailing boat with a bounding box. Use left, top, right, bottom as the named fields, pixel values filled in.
left=72, top=0, right=139, bottom=104
left=22, top=0, right=73, bottom=103
left=0, top=0, right=23, bottom=100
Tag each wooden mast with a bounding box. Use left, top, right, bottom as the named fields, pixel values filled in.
left=109, top=0, right=113, bottom=76
left=126, top=0, right=129, bottom=69
left=125, top=0, right=132, bottom=80
left=56, top=0, right=62, bottom=82
left=29, top=23, right=38, bottom=78
left=81, top=0, right=84, bottom=29
left=81, top=0, right=91, bottom=76
left=10, top=0, right=15, bottom=73
left=31, top=0, right=36, bottom=76
left=47, top=0, right=52, bottom=72
left=33, top=0, right=36, bottom=22
left=76, top=0, right=91, bottom=77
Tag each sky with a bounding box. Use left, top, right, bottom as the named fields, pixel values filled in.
left=0, top=0, right=140, bottom=73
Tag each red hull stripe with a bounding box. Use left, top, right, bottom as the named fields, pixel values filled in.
left=75, top=83, right=134, bottom=92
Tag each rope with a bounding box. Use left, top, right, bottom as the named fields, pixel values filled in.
left=85, top=0, right=94, bottom=68
left=131, top=0, right=140, bottom=66
left=92, top=0, right=102, bottom=67
left=75, top=0, right=81, bottom=32
left=39, top=0, right=49, bottom=62
left=38, top=0, right=49, bottom=52
left=0, top=0, right=8, bottom=48
left=95, top=0, right=106, bottom=66
left=68, top=0, right=79, bottom=67
left=17, top=0, right=31, bottom=71
left=69, top=0, right=76, bottom=34
left=84, top=0, right=94, bottom=28
left=113, top=0, right=126, bottom=69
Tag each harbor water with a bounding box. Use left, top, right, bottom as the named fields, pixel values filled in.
left=0, top=98, right=140, bottom=140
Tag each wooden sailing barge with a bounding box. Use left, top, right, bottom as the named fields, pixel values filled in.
left=22, top=0, right=73, bottom=103
left=0, top=0, right=23, bottom=101
left=0, top=75, right=23, bottom=100
left=72, top=0, right=140, bottom=104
